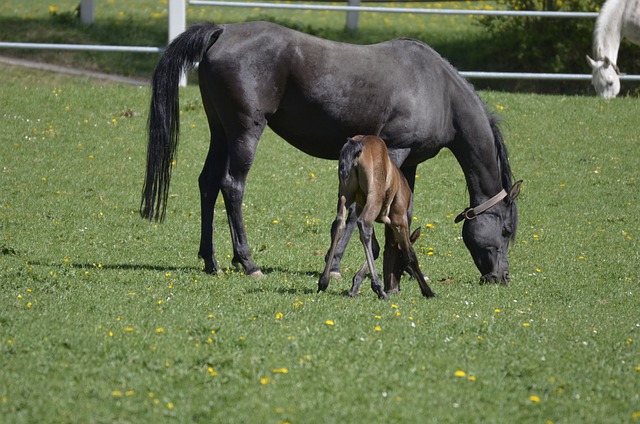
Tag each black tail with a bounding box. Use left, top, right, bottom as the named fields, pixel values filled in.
left=338, top=137, right=364, bottom=184
left=140, top=22, right=223, bottom=221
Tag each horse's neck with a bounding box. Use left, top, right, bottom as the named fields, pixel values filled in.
left=594, top=0, right=626, bottom=63
left=621, top=0, right=640, bottom=44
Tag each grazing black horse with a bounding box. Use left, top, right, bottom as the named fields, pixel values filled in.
left=141, top=21, right=522, bottom=284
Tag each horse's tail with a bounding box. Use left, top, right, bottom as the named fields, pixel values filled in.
left=338, top=137, right=365, bottom=184
left=140, top=22, right=223, bottom=221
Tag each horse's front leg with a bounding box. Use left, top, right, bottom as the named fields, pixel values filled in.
left=383, top=228, right=402, bottom=294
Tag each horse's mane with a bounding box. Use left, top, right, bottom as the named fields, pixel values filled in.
left=488, top=113, right=519, bottom=241
left=593, top=0, right=624, bottom=60
left=488, top=114, right=514, bottom=192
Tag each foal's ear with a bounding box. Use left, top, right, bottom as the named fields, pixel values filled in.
left=409, top=227, right=421, bottom=244
left=509, top=180, right=523, bottom=201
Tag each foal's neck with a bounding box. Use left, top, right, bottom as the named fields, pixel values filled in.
left=593, top=0, right=625, bottom=63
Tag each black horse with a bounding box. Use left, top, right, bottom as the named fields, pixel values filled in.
left=141, top=21, right=522, bottom=284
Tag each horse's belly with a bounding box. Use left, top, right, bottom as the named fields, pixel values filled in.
left=267, top=103, right=382, bottom=160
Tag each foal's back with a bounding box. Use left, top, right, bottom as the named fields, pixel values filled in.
left=340, top=135, right=411, bottom=226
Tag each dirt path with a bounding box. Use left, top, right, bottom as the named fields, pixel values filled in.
left=0, top=54, right=150, bottom=86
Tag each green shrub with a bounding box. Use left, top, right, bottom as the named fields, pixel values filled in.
left=477, top=0, right=640, bottom=94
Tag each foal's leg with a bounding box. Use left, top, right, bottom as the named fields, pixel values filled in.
left=405, top=246, right=436, bottom=298
left=325, top=203, right=357, bottom=279
left=318, top=196, right=348, bottom=292
left=356, top=214, right=387, bottom=300
left=390, top=223, right=436, bottom=298
left=348, top=228, right=380, bottom=297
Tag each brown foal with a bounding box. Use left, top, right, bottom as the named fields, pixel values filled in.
left=318, top=135, right=436, bottom=299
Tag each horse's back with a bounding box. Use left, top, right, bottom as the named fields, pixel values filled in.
left=199, top=21, right=488, bottom=160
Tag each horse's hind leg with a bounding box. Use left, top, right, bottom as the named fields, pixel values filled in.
left=198, top=122, right=227, bottom=275
left=219, top=128, right=265, bottom=278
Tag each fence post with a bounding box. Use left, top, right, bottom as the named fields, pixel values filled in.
left=168, top=0, right=187, bottom=86
left=345, top=0, right=360, bottom=32
left=80, top=0, right=95, bottom=25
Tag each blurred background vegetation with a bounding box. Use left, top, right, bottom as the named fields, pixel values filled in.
left=1, top=0, right=639, bottom=94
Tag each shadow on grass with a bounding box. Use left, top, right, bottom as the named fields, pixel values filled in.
left=28, top=260, right=201, bottom=273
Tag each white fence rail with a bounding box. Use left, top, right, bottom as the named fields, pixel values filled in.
left=190, top=0, right=598, bottom=18
left=2, top=0, right=640, bottom=83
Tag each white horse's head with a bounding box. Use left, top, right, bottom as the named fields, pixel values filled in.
left=587, top=55, right=621, bottom=99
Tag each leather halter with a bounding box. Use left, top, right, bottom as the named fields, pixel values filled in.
left=454, top=189, right=507, bottom=223
left=597, top=57, right=621, bottom=74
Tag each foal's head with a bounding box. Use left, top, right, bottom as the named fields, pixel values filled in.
left=587, top=55, right=621, bottom=99
left=459, top=182, right=522, bottom=284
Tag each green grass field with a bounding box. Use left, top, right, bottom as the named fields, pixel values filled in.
left=1, top=55, right=639, bottom=423
left=1, top=1, right=639, bottom=422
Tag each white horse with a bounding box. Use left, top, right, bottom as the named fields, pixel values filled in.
left=587, top=0, right=640, bottom=98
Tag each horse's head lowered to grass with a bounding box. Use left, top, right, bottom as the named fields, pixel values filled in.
left=456, top=181, right=522, bottom=284
left=587, top=55, right=621, bottom=99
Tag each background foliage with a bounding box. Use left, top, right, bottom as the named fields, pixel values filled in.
left=477, top=0, right=640, bottom=93
left=2, top=0, right=640, bottom=94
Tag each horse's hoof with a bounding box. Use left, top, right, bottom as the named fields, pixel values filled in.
left=248, top=269, right=265, bottom=280
left=330, top=271, right=342, bottom=280
left=204, top=266, right=222, bottom=276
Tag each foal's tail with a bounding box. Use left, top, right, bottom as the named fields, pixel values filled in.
left=140, top=22, right=223, bottom=221
left=338, top=137, right=365, bottom=184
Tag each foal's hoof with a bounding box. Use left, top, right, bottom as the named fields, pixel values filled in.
left=248, top=269, right=265, bottom=280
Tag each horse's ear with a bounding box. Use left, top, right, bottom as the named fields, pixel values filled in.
left=586, top=55, right=597, bottom=69
left=509, top=180, right=523, bottom=201
left=409, top=227, right=421, bottom=244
